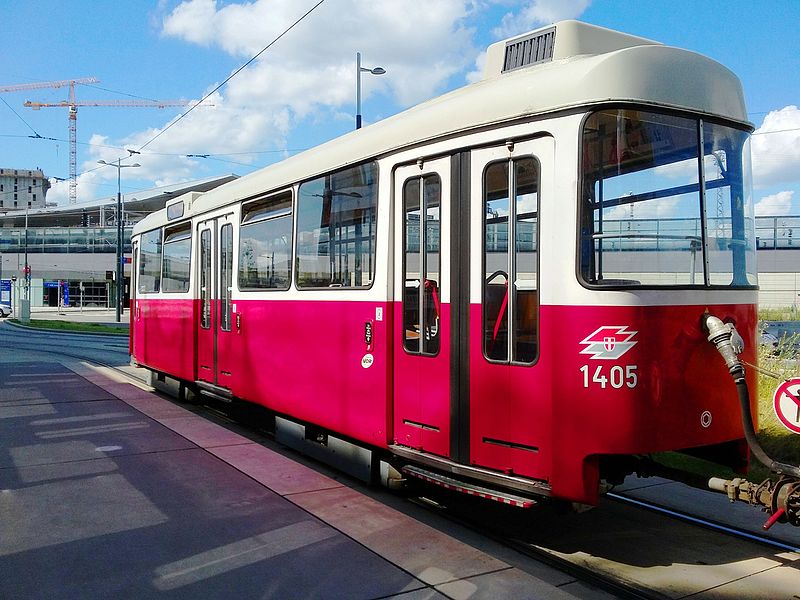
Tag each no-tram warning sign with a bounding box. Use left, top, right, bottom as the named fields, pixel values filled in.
left=773, top=378, right=800, bottom=434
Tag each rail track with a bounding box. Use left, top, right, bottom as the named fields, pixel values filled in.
left=607, top=491, right=800, bottom=553
left=0, top=320, right=146, bottom=383
left=405, top=480, right=800, bottom=599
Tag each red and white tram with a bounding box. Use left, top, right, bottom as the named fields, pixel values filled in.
left=131, top=21, right=763, bottom=508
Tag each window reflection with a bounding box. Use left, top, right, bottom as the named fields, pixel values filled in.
left=483, top=158, right=539, bottom=364
left=580, top=109, right=755, bottom=287
left=239, top=191, right=293, bottom=290
left=296, top=162, right=378, bottom=288
left=403, top=174, right=441, bottom=356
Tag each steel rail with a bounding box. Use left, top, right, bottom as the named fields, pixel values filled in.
left=607, top=491, right=800, bottom=553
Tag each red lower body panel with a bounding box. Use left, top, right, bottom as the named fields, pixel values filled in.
left=133, top=296, right=757, bottom=505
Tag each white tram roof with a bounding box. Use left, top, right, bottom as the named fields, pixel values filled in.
left=135, top=20, right=748, bottom=235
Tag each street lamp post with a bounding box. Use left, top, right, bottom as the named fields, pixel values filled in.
left=23, top=204, right=28, bottom=302
left=16, top=202, right=31, bottom=323
left=98, top=158, right=140, bottom=322
left=356, top=52, right=386, bottom=129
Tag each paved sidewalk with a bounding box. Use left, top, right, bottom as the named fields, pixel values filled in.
left=0, top=357, right=592, bottom=600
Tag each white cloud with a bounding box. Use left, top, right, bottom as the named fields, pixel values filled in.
left=160, top=0, right=219, bottom=46
left=48, top=171, right=106, bottom=207
left=162, top=0, right=476, bottom=107
left=466, top=50, right=488, bottom=84
left=751, top=105, right=800, bottom=189
left=493, top=0, right=591, bottom=38
left=755, top=190, right=794, bottom=217
left=45, top=178, right=72, bottom=206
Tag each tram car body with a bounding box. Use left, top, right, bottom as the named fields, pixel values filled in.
left=131, top=21, right=758, bottom=506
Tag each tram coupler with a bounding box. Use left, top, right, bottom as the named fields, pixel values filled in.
left=701, top=314, right=745, bottom=377
left=709, top=476, right=800, bottom=528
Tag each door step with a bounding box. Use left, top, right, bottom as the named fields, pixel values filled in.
left=390, top=444, right=550, bottom=497
left=195, top=381, right=233, bottom=403
left=402, top=465, right=537, bottom=508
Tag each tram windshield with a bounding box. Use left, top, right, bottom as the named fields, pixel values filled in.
left=580, top=109, right=756, bottom=288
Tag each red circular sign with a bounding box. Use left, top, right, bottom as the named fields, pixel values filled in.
left=773, top=378, right=800, bottom=434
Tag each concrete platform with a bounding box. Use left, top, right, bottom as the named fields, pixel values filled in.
left=0, top=359, right=588, bottom=600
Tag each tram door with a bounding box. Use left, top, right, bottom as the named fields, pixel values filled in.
left=196, top=214, right=236, bottom=387
left=467, top=137, right=553, bottom=480
left=393, top=157, right=452, bottom=457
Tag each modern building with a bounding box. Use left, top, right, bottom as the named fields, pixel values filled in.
left=0, top=174, right=236, bottom=311
left=755, top=215, right=800, bottom=308
left=0, top=167, right=50, bottom=212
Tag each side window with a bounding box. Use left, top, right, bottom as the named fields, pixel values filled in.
left=200, top=229, right=212, bottom=329
left=402, top=174, right=441, bottom=355
left=220, top=223, right=233, bottom=331
left=483, top=157, right=539, bottom=364
left=238, top=191, right=293, bottom=290
left=296, top=162, right=378, bottom=288
left=161, top=224, right=192, bottom=293
left=138, top=229, right=162, bottom=293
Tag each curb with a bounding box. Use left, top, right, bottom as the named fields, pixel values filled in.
left=3, top=319, right=129, bottom=337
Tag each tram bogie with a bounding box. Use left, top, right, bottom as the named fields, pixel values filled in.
left=132, top=21, right=761, bottom=509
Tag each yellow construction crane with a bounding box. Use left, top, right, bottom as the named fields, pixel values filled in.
left=1, top=78, right=190, bottom=204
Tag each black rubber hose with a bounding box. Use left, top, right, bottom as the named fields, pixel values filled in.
left=735, top=377, right=800, bottom=478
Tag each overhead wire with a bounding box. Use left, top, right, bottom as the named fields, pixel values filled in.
left=0, top=96, right=44, bottom=139
left=752, top=127, right=800, bottom=136
left=0, top=132, right=305, bottom=155
left=136, top=0, right=326, bottom=152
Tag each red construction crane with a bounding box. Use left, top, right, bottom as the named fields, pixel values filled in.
left=1, top=78, right=190, bottom=204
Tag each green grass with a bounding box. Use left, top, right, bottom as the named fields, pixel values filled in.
left=759, top=306, right=800, bottom=321
left=10, top=319, right=129, bottom=336
left=751, top=339, right=800, bottom=481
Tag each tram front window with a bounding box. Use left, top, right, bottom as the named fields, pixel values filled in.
left=580, top=109, right=756, bottom=288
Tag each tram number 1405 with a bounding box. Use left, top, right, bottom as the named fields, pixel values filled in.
left=580, top=365, right=638, bottom=389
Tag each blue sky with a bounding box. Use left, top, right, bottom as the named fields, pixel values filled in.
left=1, top=0, right=798, bottom=215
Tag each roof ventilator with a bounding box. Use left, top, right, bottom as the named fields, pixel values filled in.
left=502, top=27, right=556, bottom=73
